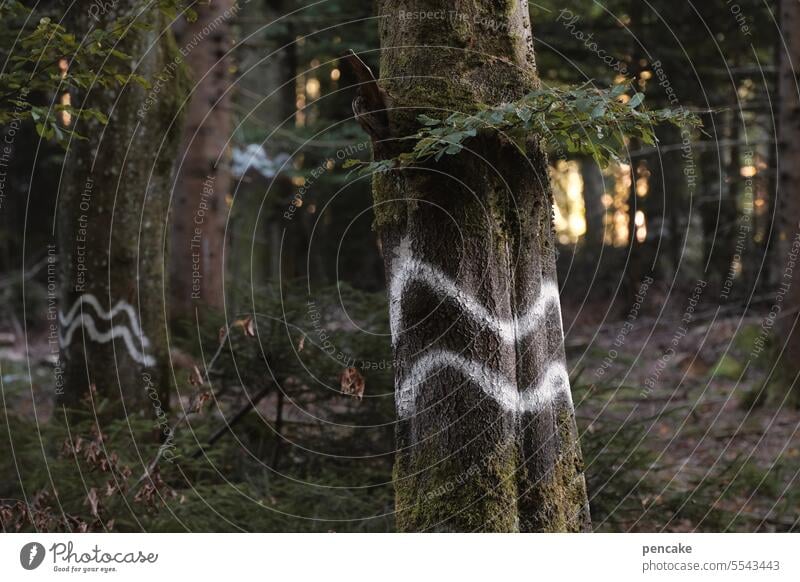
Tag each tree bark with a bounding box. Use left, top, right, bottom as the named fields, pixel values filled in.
left=777, top=0, right=800, bottom=402
left=170, top=0, right=234, bottom=318
left=58, top=4, right=188, bottom=411
left=371, top=0, right=590, bottom=532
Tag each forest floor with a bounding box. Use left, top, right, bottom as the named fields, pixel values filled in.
left=1, top=296, right=799, bottom=532
left=564, top=295, right=800, bottom=532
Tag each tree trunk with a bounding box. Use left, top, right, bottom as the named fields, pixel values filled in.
left=580, top=156, right=605, bottom=248
left=699, top=113, right=725, bottom=292
left=170, top=0, right=234, bottom=318
left=660, top=126, right=686, bottom=273
left=229, top=0, right=292, bottom=303
left=58, top=4, right=188, bottom=411
left=371, top=0, right=590, bottom=532
left=699, top=110, right=739, bottom=299
left=777, top=0, right=800, bottom=402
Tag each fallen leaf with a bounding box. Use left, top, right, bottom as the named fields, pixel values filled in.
left=85, top=488, right=99, bottom=517
left=244, top=316, right=255, bottom=337
left=194, top=391, right=212, bottom=413
left=189, top=365, right=204, bottom=387
left=339, top=367, right=365, bottom=400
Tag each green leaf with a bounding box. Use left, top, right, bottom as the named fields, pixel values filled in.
left=611, top=83, right=628, bottom=97
left=417, top=114, right=440, bottom=126
left=628, top=93, right=645, bottom=108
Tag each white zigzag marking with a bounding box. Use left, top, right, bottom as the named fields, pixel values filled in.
left=59, top=293, right=150, bottom=347
left=389, top=237, right=562, bottom=344
left=390, top=237, right=571, bottom=416
left=396, top=350, right=570, bottom=418
left=58, top=294, right=155, bottom=367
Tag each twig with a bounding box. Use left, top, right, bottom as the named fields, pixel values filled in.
left=191, top=383, right=275, bottom=459
left=270, top=391, right=286, bottom=469
left=0, top=255, right=49, bottom=288
left=131, top=317, right=247, bottom=490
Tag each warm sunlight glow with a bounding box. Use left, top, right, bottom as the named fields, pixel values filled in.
left=740, top=165, right=757, bottom=177
left=550, top=160, right=586, bottom=244
left=606, top=162, right=634, bottom=246
left=60, top=92, right=71, bottom=126
left=305, top=78, right=321, bottom=99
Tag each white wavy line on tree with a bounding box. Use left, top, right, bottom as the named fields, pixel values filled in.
left=59, top=293, right=150, bottom=347
left=396, top=349, right=570, bottom=418
left=389, top=236, right=562, bottom=345
left=58, top=295, right=155, bottom=366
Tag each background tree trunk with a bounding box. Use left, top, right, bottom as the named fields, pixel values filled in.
left=170, top=0, right=234, bottom=318
left=580, top=156, right=606, bottom=248
left=777, top=0, right=800, bottom=402
left=372, top=0, right=590, bottom=532
left=58, top=4, right=188, bottom=411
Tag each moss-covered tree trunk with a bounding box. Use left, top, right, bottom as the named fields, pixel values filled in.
left=370, top=0, right=590, bottom=532
left=58, top=3, right=188, bottom=412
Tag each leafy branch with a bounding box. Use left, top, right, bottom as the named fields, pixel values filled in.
left=0, top=0, right=194, bottom=148
left=346, top=83, right=702, bottom=173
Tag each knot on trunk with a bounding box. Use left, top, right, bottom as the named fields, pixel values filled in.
left=345, top=50, right=392, bottom=150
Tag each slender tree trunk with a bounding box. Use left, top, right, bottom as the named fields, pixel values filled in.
left=639, top=154, right=665, bottom=278
left=623, top=0, right=645, bottom=300
left=170, top=0, right=234, bottom=318
left=229, top=0, right=291, bottom=303
left=700, top=111, right=739, bottom=298
left=777, top=0, right=800, bottom=401
left=724, top=116, right=742, bottom=287
left=699, top=113, right=724, bottom=291
left=369, top=0, right=590, bottom=532
left=58, top=4, right=188, bottom=410
left=580, top=156, right=605, bottom=248
left=660, top=126, right=686, bottom=273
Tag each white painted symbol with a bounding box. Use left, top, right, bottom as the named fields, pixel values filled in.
left=396, top=350, right=571, bottom=418
left=389, top=236, right=562, bottom=344
left=390, top=237, right=570, bottom=417
left=59, top=294, right=155, bottom=367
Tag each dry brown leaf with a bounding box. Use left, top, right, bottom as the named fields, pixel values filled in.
left=243, top=315, right=255, bottom=337
left=297, top=334, right=306, bottom=352
left=189, top=365, right=204, bottom=387
left=86, top=488, right=99, bottom=517
left=194, top=391, right=212, bottom=413
left=231, top=315, right=256, bottom=337
left=339, top=367, right=365, bottom=400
